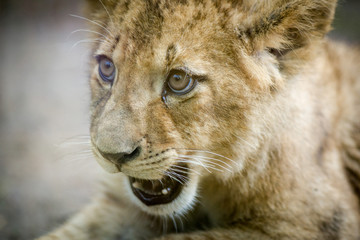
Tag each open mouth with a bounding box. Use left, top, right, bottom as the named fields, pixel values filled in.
left=129, top=164, right=188, bottom=206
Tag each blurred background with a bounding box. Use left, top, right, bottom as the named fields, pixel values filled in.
left=0, top=0, right=359, bottom=239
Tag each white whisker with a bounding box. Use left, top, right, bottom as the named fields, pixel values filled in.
left=71, top=38, right=113, bottom=50
left=69, top=14, right=115, bottom=38
left=233, top=134, right=258, bottom=151
left=167, top=167, right=191, bottom=176
left=63, top=155, right=93, bottom=163
left=175, top=148, right=237, bottom=165
left=57, top=151, right=93, bottom=159
left=167, top=167, right=194, bottom=181
left=171, top=158, right=212, bottom=173
left=163, top=171, right=186, bottom=185
left=169, top=170, right=190, bottom=183
left=99, top=0, right=114, bottom=25
left=54, top=135, right=94, bottom=166
left=58, top=142, right=91, bottom=147
left=77, top=150, right=93, bottom=153
left=189, top=157, right=211, bottom=173
left=56, top=135, right=91, bottom=145
left=72, top=136, right=91, bottom=139
left=170, top=164, right=202, bottom=176
left=173, top=159, right=222, bottom=173
left=178, top=154, right=233, bottom=170
left=156, top=169, right=182, bottom=185
left=69, top=29, right=112, bottom=43
left=177, top=155, right=233, bottom=172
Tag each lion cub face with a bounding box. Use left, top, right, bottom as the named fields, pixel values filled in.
left=87, top=0, right=335, bottom=216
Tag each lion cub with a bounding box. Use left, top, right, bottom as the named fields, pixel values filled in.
left=40, top=0, right=360, bottom=239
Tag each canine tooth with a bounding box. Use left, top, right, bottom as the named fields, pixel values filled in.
left=162, top=188, right=171, bottom=195
left=132, top=181, right=141, bottom=189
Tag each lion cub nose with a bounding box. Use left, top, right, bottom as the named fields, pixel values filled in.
left=98, top=146, right=141, bottom=165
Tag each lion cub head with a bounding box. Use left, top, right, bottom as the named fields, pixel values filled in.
left=86, top=0, right=336, bottom=216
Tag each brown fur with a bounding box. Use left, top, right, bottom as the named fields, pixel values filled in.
left=39, top=0, right=360, bottom=239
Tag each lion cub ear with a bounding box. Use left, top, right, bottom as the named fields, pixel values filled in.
left=236, top=0, right=337, bottom=55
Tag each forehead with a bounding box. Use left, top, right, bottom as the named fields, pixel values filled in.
left=98, top=0, right=238, bottom=67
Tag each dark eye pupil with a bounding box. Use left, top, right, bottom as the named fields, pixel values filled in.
left=104, top=61, right=112, bottom=69
left=173, top=74, right=182, bottom=82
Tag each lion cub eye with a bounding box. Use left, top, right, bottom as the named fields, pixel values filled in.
left=167, top=70, right=196, bottom=95
left=97, top=55, right=116, bottom=83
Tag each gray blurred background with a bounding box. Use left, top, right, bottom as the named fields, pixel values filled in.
left=0, top=0, right=359, bottom=239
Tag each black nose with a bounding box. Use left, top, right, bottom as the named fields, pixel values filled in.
left=98, top=147, right=141, bottom=165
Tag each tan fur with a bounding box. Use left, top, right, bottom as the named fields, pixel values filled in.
left=39, top=0, right=360, bottom=239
